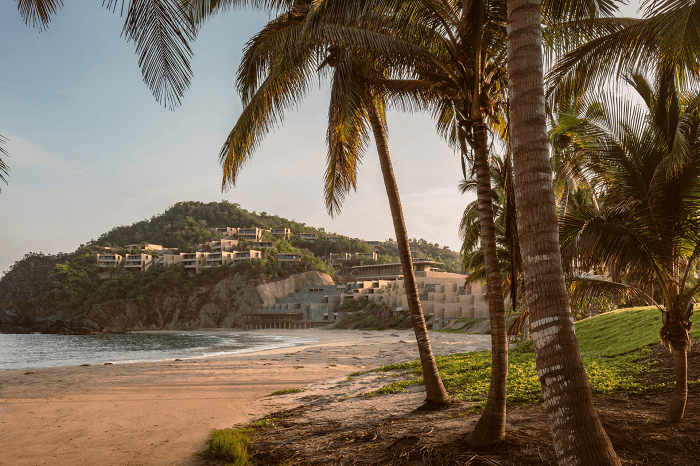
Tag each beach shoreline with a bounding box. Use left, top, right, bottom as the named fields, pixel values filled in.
left=0, top=329, right=490, bottom=466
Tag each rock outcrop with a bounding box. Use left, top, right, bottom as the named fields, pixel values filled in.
left=87, top=271, right=335, bottom=332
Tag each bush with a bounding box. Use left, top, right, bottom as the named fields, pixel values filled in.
left=202, top=428, right=253, bottom=466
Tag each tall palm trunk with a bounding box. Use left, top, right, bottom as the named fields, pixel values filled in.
left=465, top=118, right=508, bottom=444
left=506, top=0, right=620, bottom=463
left=366, top=95, right=450, bottom=407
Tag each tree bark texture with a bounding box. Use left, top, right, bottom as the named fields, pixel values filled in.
left=367, top=97, right=450, bottom=406
left=466, top=120, right=508, bottom=445
left=506, top=0, right=621, bottom=464
left=669, top=348, right=688, bottom=422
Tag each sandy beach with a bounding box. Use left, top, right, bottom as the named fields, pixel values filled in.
left=0, top=329, right=490, bottom=466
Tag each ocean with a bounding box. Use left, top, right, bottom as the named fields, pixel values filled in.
left=0, top=332, right=317, bottom=371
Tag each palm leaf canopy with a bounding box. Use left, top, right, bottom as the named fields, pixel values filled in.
left=558, top=72, right=700, bottom=313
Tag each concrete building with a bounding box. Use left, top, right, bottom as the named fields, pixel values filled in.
left=346, top=271, right=509, bottom=320
left=348, top=260, right=443, bottom=280
left=365, top=240, right=381, bottom=250
left=124, top=243, right=163, bottom=252
left=206, top=238, right=239, bottom=253
left=356, top=252, right=378, bottom=261
left=329, top=252, right=352, bottom=264
left=238, top=227, right=264, bottom=242
left=96, top=253, right=123, bottom=268
left=271, top=228, right=291, bottom=239
left=156, top=254, right=182, bottom=267
left=299, top=233, right=316, bottom=243
left=205, top=251, right=234, bottom=268
left=215, top=227, right=237, bottom=238
left=181, top=252, right=208, bottom=274
left=277, top=253, right=302, bottom=266
left=250, top=240, right=274, bottom=249
left=245, top=285, right=343, bottom=329
left=233, top=250, right=262, bottom=263
left=124, top=254, right=153, bottom=272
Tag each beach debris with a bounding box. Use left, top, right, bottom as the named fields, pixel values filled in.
left=23, top=371, right=35, bottom=375
left=80, top=364, right=90, bottom=366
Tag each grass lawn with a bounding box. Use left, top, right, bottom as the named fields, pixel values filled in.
left=355, top=305, right=700, bottom=404
left=575, top=305, right=700, bottom=356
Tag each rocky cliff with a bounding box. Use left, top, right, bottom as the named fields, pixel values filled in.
left=85, top=271, right=334, bottom=332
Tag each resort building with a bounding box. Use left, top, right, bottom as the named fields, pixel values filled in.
left=356, top=252, right=378, bottom=261
left=328, top=236, right=339, bottom=242
left=156, top=254, right=182, bottom=267
left=365, top=240, right=381, bottom=250
left=215, top=227, right=237, bottom=238
left=233, top=250, right=262, bottom=263
left=124, top=254, right=153, bottom=272
left=96, top=253, right=123, bottom=268
left=299, top=233, right=316, bottom=243
left=277, top=253, right=302, bottom=266
left=345, top=271, right=508, bottom=321
left=206, top=238, right=239, bottom=253
left=348, top=260, right=443, bottom=280
left=238, top=227, right=264, bottom=242
left=124, top=243, right=163, bottom=252
left=181, top=252, right=209, bottom=274
left=250, top=240, right=274, bottom=249
left=245, top=285, right=343, bottom=329
left=205, top=251, right=234, bottom=268
left=329, top=253, right=352, bottom=264
left=271, top=228, right=291, bottom=239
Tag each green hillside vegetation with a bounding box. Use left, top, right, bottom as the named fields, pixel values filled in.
left=0, top=201, right=461, bottom=318
left=354, top=306, right=699, bottom=404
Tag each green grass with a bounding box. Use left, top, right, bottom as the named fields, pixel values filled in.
left=270, top=388, right=305, bottom=396
left=354, top=305, right=699, bottom=404
left=202, top=428, right=254, bottom=466
left=575, top=305, right=700, bottom=356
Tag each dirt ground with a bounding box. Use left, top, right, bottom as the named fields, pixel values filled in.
left=243, top=342, right=700, bottom=466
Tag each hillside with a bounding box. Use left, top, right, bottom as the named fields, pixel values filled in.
left=0, top=201, right=462, bottom=322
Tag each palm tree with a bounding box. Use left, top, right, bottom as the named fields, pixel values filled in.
left=506, top=0, right=621, bottom=461
left=220, top=5, right=451, bottom=407
left=459, top=151, right=522, bottom=321
left=558, top=71, right=700, bottom=422
left=303, top=0, right=512, bottom=443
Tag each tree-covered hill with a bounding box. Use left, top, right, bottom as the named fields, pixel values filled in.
left=1, top=201, right=462, bottom=318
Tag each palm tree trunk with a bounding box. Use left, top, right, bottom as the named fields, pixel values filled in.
left=366, top=95, right=450, bottom=407
left=669, top=348, right=688, bottom=422
left=506, top=0, right=620, bottom=463
left=465, top=120, right=508, bottom=445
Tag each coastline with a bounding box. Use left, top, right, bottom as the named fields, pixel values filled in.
left=0, top=328, right=490, bottom=466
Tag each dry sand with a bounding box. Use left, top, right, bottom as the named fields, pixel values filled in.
left=0, top=328, right=490, bottom=466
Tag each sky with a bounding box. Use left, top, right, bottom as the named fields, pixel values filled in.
left=0, top=2, right=643, bottom=276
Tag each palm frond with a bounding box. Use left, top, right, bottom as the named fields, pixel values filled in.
left=16, top=0, right=63, bottom=31
left=118, top=0, right=197, bottom=109
left=0, top=135, right=9, bottom=191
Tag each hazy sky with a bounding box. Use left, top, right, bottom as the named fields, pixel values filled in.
left=0, top=2, right=643, bottom=276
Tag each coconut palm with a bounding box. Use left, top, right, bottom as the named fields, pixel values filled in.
left=547, top=0, right=700, bottom=107
left=558, top=70, right=700, bottom=422
left=505, top=0, right=622, bottom=460
left=220, top=4, right=452, bottom=407
left=301, top=0, right=512, bottom=443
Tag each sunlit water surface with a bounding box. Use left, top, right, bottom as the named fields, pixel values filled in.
left=0, top=332, right=316, bottom=371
